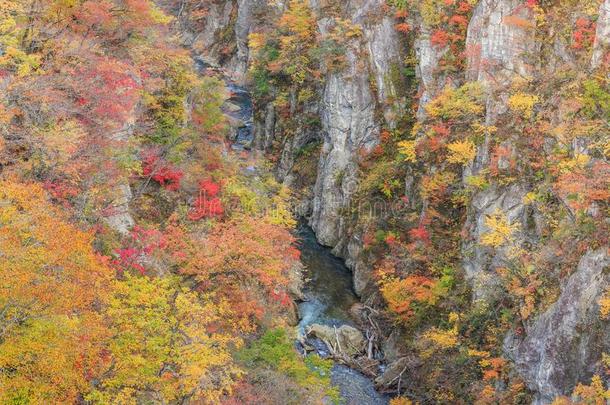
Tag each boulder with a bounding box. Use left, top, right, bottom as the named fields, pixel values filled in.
left=306, top=323, right=366, bottom=356
left=375, top=357, right=409, bottom=388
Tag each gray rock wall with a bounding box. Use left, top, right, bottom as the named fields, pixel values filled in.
left=504, top=249, right=610, bottom=404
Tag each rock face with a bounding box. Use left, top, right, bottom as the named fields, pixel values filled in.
left=104, top=184, right=135, bottom=235
left=309, top=0, right=403, bottom=296
left=462, top=183, right=532, bottom=300
left=104, top=111, right=138, bottom=235
left=461, top=0, right=537, bottom=300
left=465, top=0, right=537, bottom=85
left=309, top=0, right=401, bottom=248
left=592, top=0, right=610, bottom=69
left=184, top=0, right=269, bottom=82
left=504, top=249, right=610, bottom=404
left=309, top=48, right=380, bottom=247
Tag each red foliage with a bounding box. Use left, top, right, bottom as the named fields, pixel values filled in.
left=431, top=30, right=450, bottom=48
left=188, top=179, right=224, bottom=220
left=111, top=226, right=167, bottom=274
left=449, top=14, right=469, bottom=28
left=395, top=23, right=412, bottom=33
left=380, top=129, right=392, bottom=143
left=363, top=231, right=375, bottom=247
left=385, top=233, right=399, bottom=246
left=431, top=124, right=451, bottom=138
left=572, top=18, right=596, bottom=50
left=141, top=151, right=183, bottom=191
left=409, top=225, right=431, bottom=244
left=76, top=58, right=140, bottom=127
left=394, top=9, right=409, bottom=19
left=198, top=179, right=221, bottom=197
left=113, top=247, right=145, bottom=274
left=270, top=290, right=292, bottom=307
left=457, top=1, right=473, bottom=13
left=43, top=180, right=79, bottom=203
left=555, top=161, right=610, bottom=212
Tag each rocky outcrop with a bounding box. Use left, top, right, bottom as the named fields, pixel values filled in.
left=462, top=183, right=532, bottom=300
left=307, top=323, right=367, bottom=356
left=182, top=1, right=234, bottom=64
left=104, top=184, right=135, bottom=235
left=184, top=0, right=269, bottom=82
left=309, top=47, right=380, bottom=247
left=104, top=109, right=138, bottom=235
left=504, top=249, right=610, bottom=404
left=465, top=0, right=538, bottom=86
left=461, top=0, right=537, bottom=300
left=310, top=0, right=402, bottom=270
left=592, top=0, right=610, bottom=69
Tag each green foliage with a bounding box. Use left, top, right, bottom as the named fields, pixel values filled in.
left=237, top=329, right=339, bottom=401
left=144, top=58, right=197, bottom=148
left=582, top=78, right=610, bottom=119
left=425, top=83, right=486, bottom=120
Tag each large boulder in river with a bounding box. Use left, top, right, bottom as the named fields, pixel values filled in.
left=306, top=324, right=366, bottom=356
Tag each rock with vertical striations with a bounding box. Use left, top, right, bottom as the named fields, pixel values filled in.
left=592, top=0, right=610, bottom=69
left=504, top=249, right=610, bottom=404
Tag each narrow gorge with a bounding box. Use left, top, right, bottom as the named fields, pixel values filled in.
left=0, top=0, right=607, bottom=403
left=183, top=0, right=610, bottom=402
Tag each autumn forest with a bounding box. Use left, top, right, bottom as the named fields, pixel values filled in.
left=0, top=0, right=608, bottom=404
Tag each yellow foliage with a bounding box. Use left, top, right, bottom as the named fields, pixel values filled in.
left=420, top=171, right=456, bottom=200
left=0, top=180, right=113, bottom=403
left=447, top=139, right=476, bottom=164
left=0, top=0, right=41, bottom=76
left=425, top=83, right=485, bottom=120
left=481, top=209, right=520, bottom=248
left=523, top=191, right=538, bottom=204
left=468, top=349, right=491, bottom=358
left=448, top=312, right=460, bottom=324
left=572, top=375, right=610, bottom=403
left=465, top=175, right=489, bottom=189
left=390, top=397, right=413, bottom=405
left=380, top=275, right=439, bottom=322
left=602, top=353, right=610, bottom=369
left=398, top=140, right=417, bottom=163
left=558, top=153, right=590, bottom=174
left=471, top=122, right=498, bottom=136
left=267, top=185, right=297, bottom=227
left=248, top=32, right=266, bottom=50
left=423, top=327, right=458, bottom=349
left=508, top=92, right=539, bottom=119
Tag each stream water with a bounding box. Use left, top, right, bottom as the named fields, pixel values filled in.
left=296, top=225, right=389, bottom=405
left=199, top=58, right=387, bottom=404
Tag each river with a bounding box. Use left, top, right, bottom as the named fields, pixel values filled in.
left=296, top=224, right=389, bottom=405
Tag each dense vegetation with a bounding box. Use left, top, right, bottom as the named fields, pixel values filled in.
left=0, top=0, right=608, bottom=404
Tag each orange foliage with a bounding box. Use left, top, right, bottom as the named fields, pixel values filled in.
left=380, top=275, right=438, bottom=322
left=177, top=216, right=299, bottom=329
left=0, top=180, right=112, bottom=403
